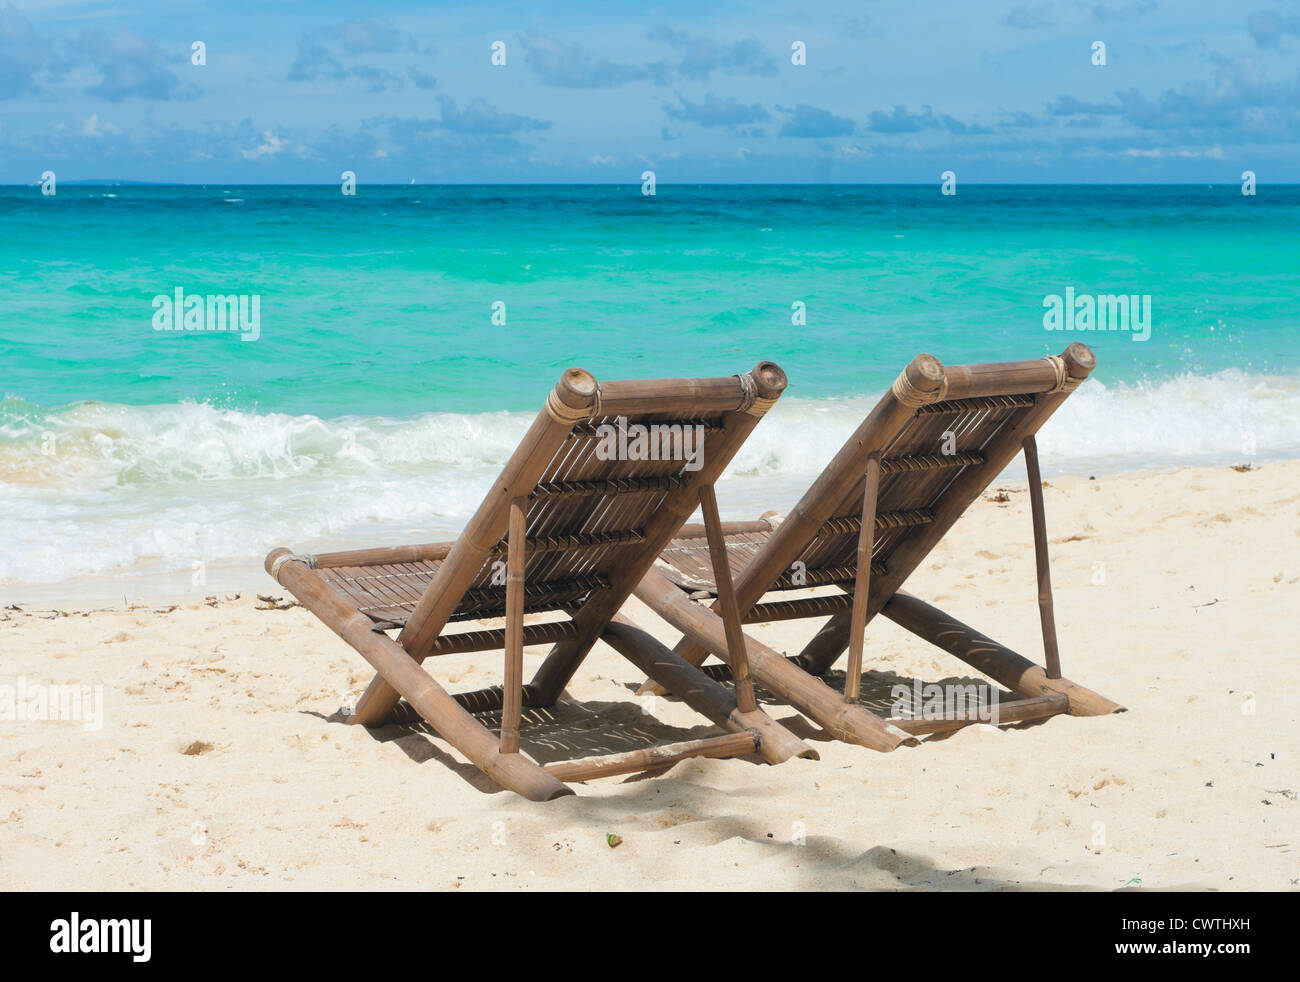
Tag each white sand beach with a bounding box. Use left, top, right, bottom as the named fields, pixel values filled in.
left=2, top=460, right=1296, bottom=891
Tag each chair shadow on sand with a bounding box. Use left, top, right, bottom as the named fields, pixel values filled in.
left=299, top=661, right=1047, bottom=798
left=303, top=691, right=758, bottom=797
left=623, top=665, right=1045, bottom=747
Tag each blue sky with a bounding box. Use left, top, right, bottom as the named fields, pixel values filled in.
left=2, top=0, right=1299, bottom=182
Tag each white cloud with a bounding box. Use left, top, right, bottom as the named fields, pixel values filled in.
left=240, top=130, right=288, bottom=159
left=836, top=143, right=872, bottom=159
left=1120, top=146, right=1226, bottom=159
left=80, top=113, right=118, bottom=137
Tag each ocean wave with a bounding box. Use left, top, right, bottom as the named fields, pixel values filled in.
left=735, top=368, right=1300, bottom=479
left=2, top=368, right=1296, bottom=586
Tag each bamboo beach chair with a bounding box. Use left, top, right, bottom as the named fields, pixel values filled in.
left=635, top=343, right=1122, bottom=749
left=266, top=363, right=817, bottom=801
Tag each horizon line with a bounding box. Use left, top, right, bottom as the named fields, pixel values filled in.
left=5, top=180, right=1294, bottom=188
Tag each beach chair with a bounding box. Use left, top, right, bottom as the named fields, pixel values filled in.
left=266, top=363, right=816, bottom=801
left=635, top=343, right=1122, bottom=749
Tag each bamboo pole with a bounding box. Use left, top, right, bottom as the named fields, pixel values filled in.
left=1022, top=435, right=1061, bottom=679
left=697, top=484, right=757, bottom=714
left=634, top=567, right=917, bottom=751
left=500, top=497, right=526, bottom=755
left=543, top=731, right=758, bottom=783
left=600, top=617, right=817, bottom=764
left=589, top=377, right=777, bottom=417
left=880, top=591, right=1122, bottom=716
left=312, top=541, right=453, bottom=568
left=265, top=549, right=572, bottom=801
left=939, top=358, right=1072, bottom=400
left=844, top=452, right=880, bottom=703
left=349, top=368, right=599, bottom=726
left=316, top=530, right=644, bottom=572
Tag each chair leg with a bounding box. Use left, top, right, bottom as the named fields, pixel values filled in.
left=544, top=732, right=759, bottom=782
left=697, top=484, right=758, bottom=714
left=500, top=496, right=526, bottom=755
left=1022, top=435, right=1062, bottom=679
left=844, top=452, right=880, bottom=702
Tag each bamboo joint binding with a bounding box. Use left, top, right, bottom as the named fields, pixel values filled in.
left=891, top=367, right=947, bottom=407
left=545, top=386, right=598, bottom=422
left=735, top=373, right=777, bottom=416
left=1044, top=355, right=1082, bottom=394
left=271, top=552, right=317, bottom=583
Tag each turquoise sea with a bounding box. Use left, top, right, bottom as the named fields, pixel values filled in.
left=2, top=184, right=1298, bottom=592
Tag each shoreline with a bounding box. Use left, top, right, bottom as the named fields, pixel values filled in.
left=2, top=457, right=1296, bottom=889
left=1, top=457, right=1284, bottom=608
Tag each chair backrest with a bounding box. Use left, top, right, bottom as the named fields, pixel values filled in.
left=722, top=343, right=1096, bottom=621
left=398, top=363, right=789, bottom=661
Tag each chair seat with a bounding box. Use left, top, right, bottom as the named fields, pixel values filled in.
left=317, top=557, right=605, bottom=627
left=317, top=559, right=441, bottom=623
left=656, top=525, right=771, bottom=594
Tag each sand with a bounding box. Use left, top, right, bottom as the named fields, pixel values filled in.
left=2, top=460, right=1296, bottom=891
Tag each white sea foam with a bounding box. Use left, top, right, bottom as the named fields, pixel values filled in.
left=2, top=369, right=1296, bottom=589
